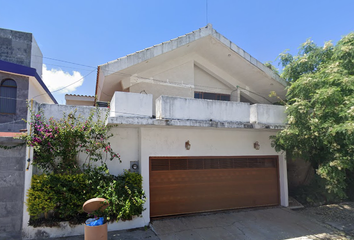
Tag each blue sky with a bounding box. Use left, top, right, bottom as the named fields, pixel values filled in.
left=1, top=0, right=353, bottom=104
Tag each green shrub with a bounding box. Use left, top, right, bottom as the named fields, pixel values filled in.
left=26, top=169, right=146, bottom=226
left=27, top=175, right=56, bottom=219
left=96, top=170, right=146, bottom=221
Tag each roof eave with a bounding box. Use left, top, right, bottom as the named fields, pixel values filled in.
left=98, top=24, right=287, bottom=87
left=0, top=60, right=58, bottom=104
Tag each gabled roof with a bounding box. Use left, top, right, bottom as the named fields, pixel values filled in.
left=0, top=60, right=57, bottom=104
left=96, top=24, right=287, bottom=102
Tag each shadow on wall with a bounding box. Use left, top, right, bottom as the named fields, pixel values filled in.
left=287, top=157, right=314, bottom=192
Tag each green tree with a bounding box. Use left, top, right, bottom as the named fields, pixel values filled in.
left=272, top=33, right=354, bottom=198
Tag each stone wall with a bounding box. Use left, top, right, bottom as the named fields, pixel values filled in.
left=0, top=28, right=32, bottom=68
left=0, top=28, right=43, bottom=79
left=0, top=137, right=26, bottom=233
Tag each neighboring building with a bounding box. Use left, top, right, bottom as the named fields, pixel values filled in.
left=65, top=94, right=95, bottom=106
left=0, top=28, right=56, bottom=132
left=94, top=24, right=288, bottom=222
left=0, top=28, right=56, bottom=236
left=0, top=28, right=43, bottom=78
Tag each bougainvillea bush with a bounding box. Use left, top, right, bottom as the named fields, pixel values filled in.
left=22, top=108, right=120, bottom=174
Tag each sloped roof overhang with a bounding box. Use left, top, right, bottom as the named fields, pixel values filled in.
left=96, top=24, right=287, bottom=102
left=0, top=59, right=57, bottom=104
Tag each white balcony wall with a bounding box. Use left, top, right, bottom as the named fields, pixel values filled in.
left=250, top=104, right=286, bottom=125
left=156, top=96, right=250, bottom=122
left=110, top=92, right=153, bottom=118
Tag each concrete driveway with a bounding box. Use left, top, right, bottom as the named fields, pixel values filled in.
left=14, top=207, right=348, bottom=240
left=151, top=207, right=347, bottom=240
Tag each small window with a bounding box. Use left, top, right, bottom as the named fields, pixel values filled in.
left=194, top=91, right=230, bottom=101
left=0, top=79, right=17, bottom=114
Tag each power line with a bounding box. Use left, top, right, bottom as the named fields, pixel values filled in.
left=32, top=55, right=96, bottom=69
left=31, top=62, right=97, bottom=72
left=32, top=69, right=97, bottom=100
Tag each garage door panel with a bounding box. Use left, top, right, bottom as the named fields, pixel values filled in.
left=150, top=156, right=280, bottom=217
left=150, top=169, right=278, bottom=187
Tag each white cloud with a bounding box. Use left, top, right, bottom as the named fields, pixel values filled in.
left=42, top=64, right=84, bottom=93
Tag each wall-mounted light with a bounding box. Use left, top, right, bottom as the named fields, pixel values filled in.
left=254, top=141, right=260, bottom=150
left=185, top=140, right=191, bottom=150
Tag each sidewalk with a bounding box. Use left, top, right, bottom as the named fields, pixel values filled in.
left=0, top=227, right=159, bottom=240
left=44, top=228, right=160, bottom=240
left=47, top=227, right=159, bottom=240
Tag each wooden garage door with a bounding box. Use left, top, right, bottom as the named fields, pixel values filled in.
left=150, top=156, right=280, bottom=217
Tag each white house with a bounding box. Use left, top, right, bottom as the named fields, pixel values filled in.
left=23, top=24, right=289, bottom=238
left=95, top=24, right=288, bottom=220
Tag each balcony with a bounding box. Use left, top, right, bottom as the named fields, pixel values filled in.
left=110, top=91, right=152, bottom=118
left=108, top=92, right=286, bottom=129
left=156, top=96, right=250, bottom=122
left=250, top=104, right=286, bottom=125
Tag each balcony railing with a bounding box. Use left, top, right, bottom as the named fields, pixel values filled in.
left=250, top=104, right=286, bottom=125
left=110, top=91, right=152, bottom=118
left=156, top=96, right=250, bottom=122
left=110, top=92, right=286, bottom=125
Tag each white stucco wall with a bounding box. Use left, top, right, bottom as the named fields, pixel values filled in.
left=110, top=91, right=152, bottom=118
left=137, top=57, right=194, bottom=86
left=156, top=96, right=250, bottom=122
left=30, top=36, right=43, bottom=78
left=39, top=103, right=107, bottom=121
left=28, top=77, right=54, bottom=104
left=102, top=127, right=139, bottom=176
left=194, top=65, right=232, bottom=94
left=250, top=104, right=286, bottom=125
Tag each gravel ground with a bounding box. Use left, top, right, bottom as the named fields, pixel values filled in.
left=295, top=202, right=354, bottom=239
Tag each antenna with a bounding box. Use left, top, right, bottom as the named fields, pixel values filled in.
left=206, top=0, right=209, bottom=24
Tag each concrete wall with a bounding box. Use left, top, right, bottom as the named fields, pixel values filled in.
left=0, top=72, right=29, bottom=132
left=0, top=28, right=42, bottom=77
left=30, top=36, right=43, bottom=78
left=156, top=96, right=250, bottom=122
left=128, top=59, right=195, bottom=114
left=39, top=103, right=107, bottom=121
left=194, top=65, right=232, bottom=94
left=0, top=137, right=26, bottom=233
left=0, top=28, right=32, bottom=67
left=250, top=104, right=286, bottom=125
left=28, top=77, right=54, bottom=104
left=130, top=81, right=193, bottom=115
left=110, top=91, right=152, bottom=118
